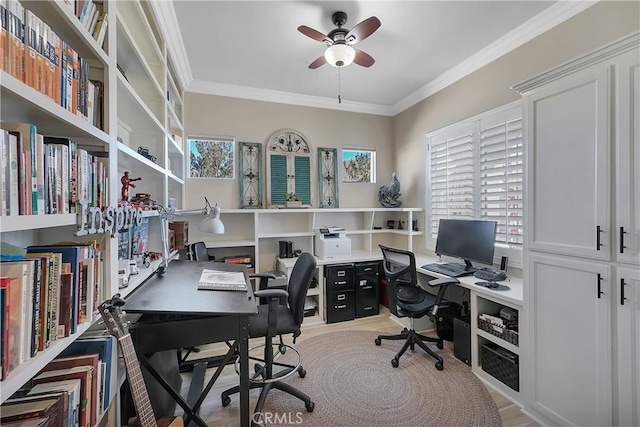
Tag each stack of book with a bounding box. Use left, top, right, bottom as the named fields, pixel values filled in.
left=0, top=241, right=103, bottom=381
left=1, top=333, right=115, bottom=426
left=224, top=254, right=254, bottom=274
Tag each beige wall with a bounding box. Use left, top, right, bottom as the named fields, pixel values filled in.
left=184, top=1, right=639, bottom=213
left=184, top=94, right=393, bottom=208
left=394, top=0, right=640, bottom=208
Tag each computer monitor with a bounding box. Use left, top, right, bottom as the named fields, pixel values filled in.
left=435, top=219, right=497, bottom=268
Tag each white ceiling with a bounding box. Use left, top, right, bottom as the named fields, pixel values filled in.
left=167, top=1, right=592, bottom=115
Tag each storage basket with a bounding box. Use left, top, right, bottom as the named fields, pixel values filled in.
left=478, top=316, right=519, bottom=346
left=481, top=343, right=519, bottom=391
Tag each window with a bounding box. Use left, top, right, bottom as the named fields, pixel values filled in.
left=342, top=148, right=376, bottom=183
left=188, top=137, right=235, bottom=178
left=426, top=102, right=523, bottom=262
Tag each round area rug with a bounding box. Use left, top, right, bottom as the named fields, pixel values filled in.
left=261, top=330, right=502, bottom=427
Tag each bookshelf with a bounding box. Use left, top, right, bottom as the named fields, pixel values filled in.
left=0, top=1, right=186, bottom=422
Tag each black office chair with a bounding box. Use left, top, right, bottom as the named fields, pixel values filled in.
left=221, top=252, right=316, bottom=419
left=375, top=245, right=459, bottom=370
left=186, top=241, right=214, bottom=261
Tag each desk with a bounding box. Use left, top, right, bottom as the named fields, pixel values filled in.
left=123, top=260, right=258, bottom=427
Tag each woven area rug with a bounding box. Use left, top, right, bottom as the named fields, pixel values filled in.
left=261, top=330, right=502, bottom=427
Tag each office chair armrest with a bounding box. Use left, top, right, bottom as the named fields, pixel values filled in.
left=428, top=277, right=460, bottom=288
left=250, top=273, right=278, bottom=281
left=254, top=289, right=288, bottom=299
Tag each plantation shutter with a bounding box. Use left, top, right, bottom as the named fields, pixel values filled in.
left=294, top=156, right=311, bottom=205
left=479, top=112, right=524, bottom=246
left=429, top=123, right=475, bottom=240
left=270, top=154, right=287, bottom=205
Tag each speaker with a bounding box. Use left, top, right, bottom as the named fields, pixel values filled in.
left=278, top=240, right=293, bottom=258
left=500, top=256, right=509, bottom=272
left=453, top=316, right=471, bottom=366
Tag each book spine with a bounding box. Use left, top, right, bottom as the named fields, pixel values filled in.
left=30, top=258, right=40, bottom=357
left=1, top=129, right=7, bottom=215
left=7, top=131, right=18, bottom=215
left=35, top=132, right=44, bottom=214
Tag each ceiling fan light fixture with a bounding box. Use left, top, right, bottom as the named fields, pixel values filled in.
left=325, top=44, right=355, bottom=68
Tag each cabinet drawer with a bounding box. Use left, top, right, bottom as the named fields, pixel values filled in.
left=325, top=290, right=355, bottom=323
left=325, top=264, right=355, bottom=291
left=355, top=262, right=379, bottom=276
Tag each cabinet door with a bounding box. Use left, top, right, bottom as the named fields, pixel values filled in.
left=615, top=51, right=640, bottom=266
left=526, top=253, right=612, bottom=426
left=615, top=266, right=640, bottom=426
left=525, top=64, right=610, bottom=260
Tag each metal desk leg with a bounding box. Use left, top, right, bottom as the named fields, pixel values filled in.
left=239, top=315, right=250, bottom=427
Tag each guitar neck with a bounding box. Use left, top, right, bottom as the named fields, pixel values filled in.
left=120, top=334, right=158, bottom=427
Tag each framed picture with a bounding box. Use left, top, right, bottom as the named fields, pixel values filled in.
left=342, top=148, right=376, bottom=183
left=189, top=137, right=235, bottom=178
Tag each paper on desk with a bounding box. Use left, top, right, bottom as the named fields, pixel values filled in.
left=199, top=269, right=247, bottom=286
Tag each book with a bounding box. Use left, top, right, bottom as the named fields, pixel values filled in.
left=0, top=0, right=7, bottom=72
left=3, top=122, right=37, bottom=214
left=197, top=268, right=248, bottom=292
left=59, top=335, right=113, bottom=412
left=1, top=394, right=64, bottom=426
left=34, top=355, right=97, bottom=427
left=0, top=261, right=30, bottom=366
left=0, top=276, right=8, bottom=379
left=28, top=379, right=81, bottom=427
left=130, top=217, right=149, bottom=259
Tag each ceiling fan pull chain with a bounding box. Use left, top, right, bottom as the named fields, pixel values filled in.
left=338, top=68, right=342, bottom=103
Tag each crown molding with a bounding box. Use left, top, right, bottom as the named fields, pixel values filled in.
left=188, top=80, right=395, bottom=116
left=149, top=0, right=193, bottom=91
left=389, top=0, right=598, bottom=115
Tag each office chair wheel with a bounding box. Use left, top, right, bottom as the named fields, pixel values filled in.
left=298, top=368, right=306, bottom=378
left=391, top=358, right=399, bottom=368
left=279, top=343, right=287, bottom=354
left=436, top=341, right=444, bottom=350
left=221, top=395, right=231, bottom=407
left=374, top=338, right=381, bottom=346
left=435, top=361, right=443, bottom=371
left=306, top=401, right=315, bottom=412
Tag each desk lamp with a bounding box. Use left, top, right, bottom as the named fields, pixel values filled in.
left=159, top=197, right=224, bottom=267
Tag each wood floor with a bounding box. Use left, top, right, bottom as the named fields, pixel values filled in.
left=178, top=309, right=540, bottom=427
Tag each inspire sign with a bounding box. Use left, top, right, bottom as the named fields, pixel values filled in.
left=76, top=200, right=145, bottom=236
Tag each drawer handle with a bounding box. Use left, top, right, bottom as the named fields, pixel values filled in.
left=337, top=294, right=346, bottom=300
left=621, top=278, right=628, bottom=306
left=336, top=304, right=346, bottom=309
left=336, top=281, right=347, bottom=285
left=338, top=271, right=346, bottom=277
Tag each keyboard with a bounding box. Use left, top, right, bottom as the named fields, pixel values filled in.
left=421, top=263, right=476, bottom=277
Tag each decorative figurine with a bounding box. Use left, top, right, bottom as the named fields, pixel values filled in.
left=378, top=171, right=402, bottom=208
left=121, top=171, right=141, bottom=202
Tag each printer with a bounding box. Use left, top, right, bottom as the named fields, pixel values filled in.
left=314, top=226, right=351, bottom=259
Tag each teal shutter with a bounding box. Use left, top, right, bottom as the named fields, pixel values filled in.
left=294, top=156, right=311, bottom=204
left=270, top=155, right=287, bottom=205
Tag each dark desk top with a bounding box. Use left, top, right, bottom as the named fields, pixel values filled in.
left=123, top=260, right=258, bottom=316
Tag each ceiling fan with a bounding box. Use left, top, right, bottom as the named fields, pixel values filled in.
left=298, top=11, right=381, bottom=69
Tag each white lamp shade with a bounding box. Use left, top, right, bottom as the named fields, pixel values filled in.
left=198, top=204, right=225, bottom=234
left=325, top=44, right=356, bottom=68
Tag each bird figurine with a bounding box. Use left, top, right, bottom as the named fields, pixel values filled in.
left=378, top=171, right=402, bottom=207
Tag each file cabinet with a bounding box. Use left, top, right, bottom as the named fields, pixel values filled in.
left=324, top=264, right=355, bottom=323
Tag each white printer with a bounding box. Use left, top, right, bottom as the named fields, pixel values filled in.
left=314, top=226, right=351, bottom=259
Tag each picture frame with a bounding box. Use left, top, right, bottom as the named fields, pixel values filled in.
left=189, top=137, right=235, bottom=178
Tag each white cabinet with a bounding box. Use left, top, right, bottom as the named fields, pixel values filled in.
left=515, top=33, right=640, bottom=427
left=526, top=253, right=612, bottom=426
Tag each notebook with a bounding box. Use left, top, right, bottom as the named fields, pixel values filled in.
left=197, top=268, right=248, bottom=291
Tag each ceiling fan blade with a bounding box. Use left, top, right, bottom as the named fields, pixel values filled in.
left=353, top=49, right=375, bottom=67
left=298, top=25, right=332, bottom=44
left=308, top=55, right=327, bottom=69
left=345, top=16, right=381, bottom=44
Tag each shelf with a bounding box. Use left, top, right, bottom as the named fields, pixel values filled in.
left=476, top=329, right=520, bottom=355
left=0, top=319, right=96, bottom=403
left=167, top=172, right=184, bottom=185
left=0, top=214, right=77, bottom=232
left=1, top=72, right=110, bottom=143
left=118, top=142, right=165, bottom=175
left=167, top=104, right=184, bottom=132
left=167, top=134, right=184, bottom=156
left=205, top=240, right=255, bottom=248
left=116, top=74, right=165, bottom=135
left=23, top=0, right=109, bottom=63
left=258, top=232, right=313, bottom=239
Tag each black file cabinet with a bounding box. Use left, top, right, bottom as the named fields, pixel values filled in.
left=324, top=264, right=355, bottom=323
left=355, top=262, right=380, bottom=318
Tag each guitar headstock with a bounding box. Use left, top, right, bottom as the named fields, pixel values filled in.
left=99, top=294, right=129, bottom=339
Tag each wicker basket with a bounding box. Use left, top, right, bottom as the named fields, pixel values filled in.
left=481, top=343, right=519, bottom=391
left=478, top=316, right=519, bottom=346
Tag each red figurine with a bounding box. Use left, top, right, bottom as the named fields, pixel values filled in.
left=121, top=171, right=142, bottom=202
